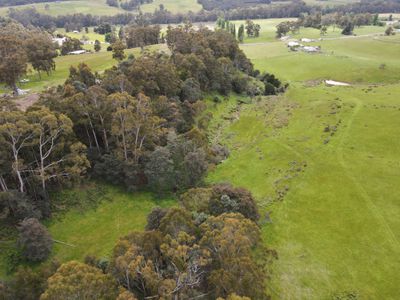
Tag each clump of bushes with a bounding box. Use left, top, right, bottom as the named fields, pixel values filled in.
left=18, top=218, right=53, bottom=262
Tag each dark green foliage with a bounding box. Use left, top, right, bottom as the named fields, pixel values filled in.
left=209, top=184, right=260, bottom=222
left=120, top=0, right=151, bottom=11
left=0, top=191, right=41, bottom=221
left=180, top=187, right=213, bottom=213
left=94, top=23, right=112, bottom=34
left=106, top=0, right=118, bottom=7
left=181, top=184, right=260, bottom=222
left=84, top=255, right=109, bottom=273
left=145, top=206, right=168, bottom=230
left=18, top=218, right=53, bottom=262
left=66, top=63, right=96, bottom=87
left=144, top=132, right=209, bottom=194
left=145, top=147, right=176, bottom=194
left=264, top=82, right=277, bottom=96
left=93, top=154, right=125, bottom=185
left=94, top=40, right=101, bottom=52
left=3, top=261, right=60, bottom=300
left=158, top=207, right=196, bottom=238
left=125, top=25, right=160, bottom=49
left=260, top=72, right=286, bottom=95
left=341, top=22, right=355, bottom=35
left=181, top=78, right=202, bottom=103
left=60, top=37, right=82, bottom=55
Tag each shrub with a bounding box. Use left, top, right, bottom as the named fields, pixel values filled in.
left=18, top=218, right=53, bottom=262
left=145, top=206, right=169, bottom=231
left=210, top=184, right=260, bottom=221
left=180, top=187, right=213, bottom=213
left=0, top=191, right=41, bottom=222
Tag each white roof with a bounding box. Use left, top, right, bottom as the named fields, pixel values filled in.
left=68, top=50, right=86, bottom=55
left=288, top=41, right=300, bottom=47
left=303, top=46, right=319, bottom=52
left=325, top=80, right=350, bottom=86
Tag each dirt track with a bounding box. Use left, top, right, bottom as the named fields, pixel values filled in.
left=14, top=93, right=40, bottom=111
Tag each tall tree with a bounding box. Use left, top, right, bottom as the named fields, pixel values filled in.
left=41, top=261, right=118, bottom=300
left=0, top=31, right=27, bottom=93
left=0, top=110, right=34, bottom=192
left=238, top=24, right=245, bottom=43
left=94, top=39, right=101, bottom=52
left=25, top=33, right=57, bottom=79
left=112, top=40, right=126, bottom=61
left=27, top=106, right=89, bottom=193
left=109, top=92, right=165, bottom=163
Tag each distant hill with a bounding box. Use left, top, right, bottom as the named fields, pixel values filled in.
left=0, top=0, right=61, bottom=7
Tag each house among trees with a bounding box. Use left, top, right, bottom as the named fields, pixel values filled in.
left=52, top=37, right=67, bottom=46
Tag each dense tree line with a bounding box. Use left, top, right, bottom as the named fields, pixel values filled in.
left=275, top=11, right=385, bottom=37
left=216, top=18, right=261, bottom=42
left=120, top=0, right=153, bottom=11
left=124, top=24, right=161, bottom=48
left=5, top=0, right=400, bottom=30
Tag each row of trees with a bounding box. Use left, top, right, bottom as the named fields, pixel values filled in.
left=6, top=2, right=309, bottom=30
left=0, top=20, right=57, bottom=93
left=1, top=184, right=273, bottom=299
left=120, top=0, right=153, bottom=11
left=216, top=18, right=261, bottom=42
left=276, top=12, right=386, bottom=38
left=7, top=1, right=400, bottom=30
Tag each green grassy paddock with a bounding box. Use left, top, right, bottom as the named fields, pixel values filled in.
left=0, top=184, right=175, bottom=279
left=0, top=0, right=125, bottom=16
left=206, top=32, right=400, bottom=299
left=141, top=0, right=202, bottom=13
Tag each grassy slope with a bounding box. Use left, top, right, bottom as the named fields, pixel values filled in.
left=0, top=185, right=175, bottom=279
left=231, top=18, right=385, bottom=44
left=0, top=0, right=126, bottom=16
left=207, top=27, right=400, bottom=299
left=0, top=0, right=202, bottom=16
left=47, top=185, right=175, bottom=262
left=56, top=27, right=106, bottom=43
left=141, top=0, right=202, bottom=13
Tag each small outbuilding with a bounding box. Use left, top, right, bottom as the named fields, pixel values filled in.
left=303, top=46, right=320, bottom=53
left=68, top=50, right=87, bottom=55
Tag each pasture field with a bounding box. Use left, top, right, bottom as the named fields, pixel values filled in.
left=0, top=0, right=125, bottom=16
left=56, top=27, right=106, bottom=44
left=141, top=0, right=202, bottom=13
left=0, top=184, right=175, bottom=279
left=0, top=0, right=202, bottom=16
left=206, top=27, right=400, bottom=299
left=231, top=18, right=387, bottom=44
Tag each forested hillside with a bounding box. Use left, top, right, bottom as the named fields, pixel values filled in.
left=0, top=0, right=400, bottom=299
